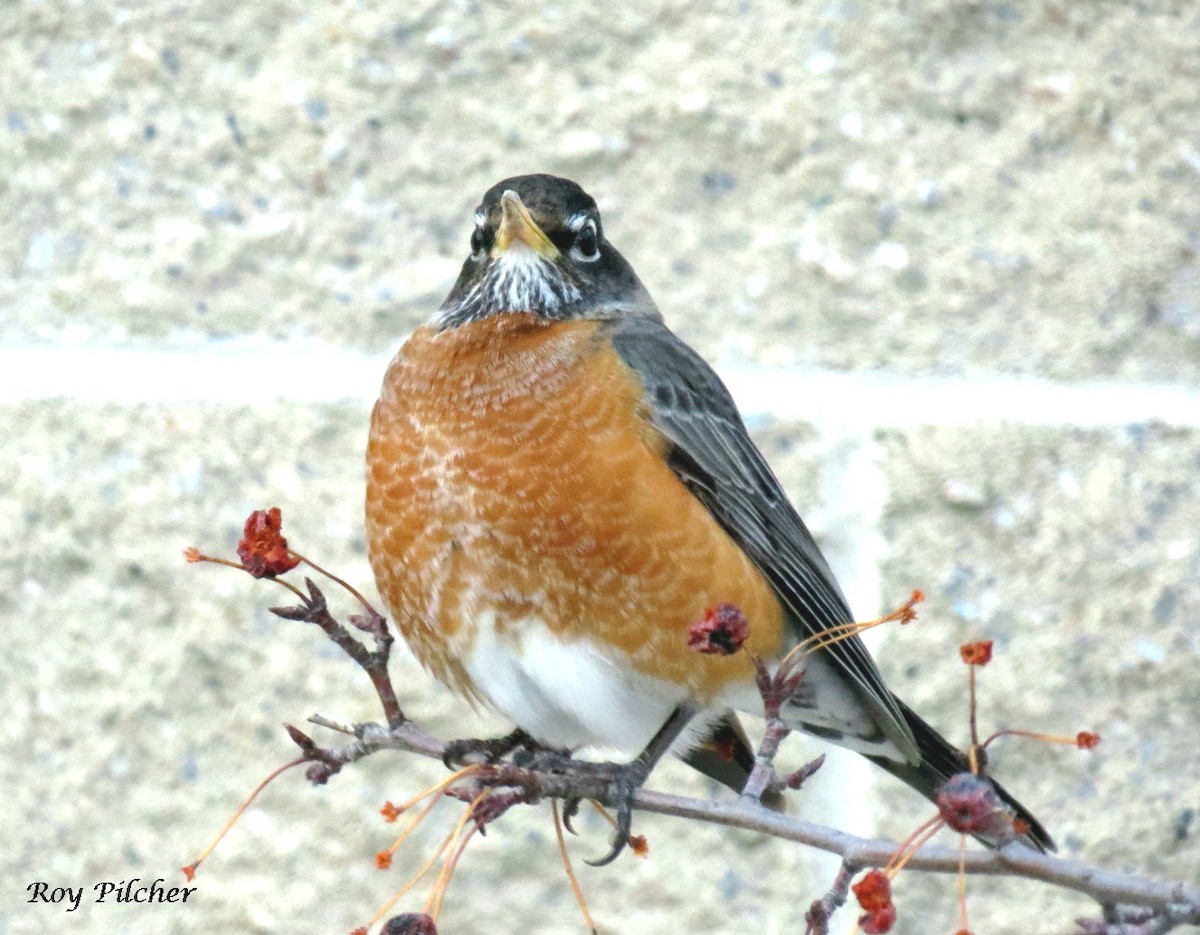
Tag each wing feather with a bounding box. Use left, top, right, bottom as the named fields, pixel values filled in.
left=607, top=316, right=919, bottom=763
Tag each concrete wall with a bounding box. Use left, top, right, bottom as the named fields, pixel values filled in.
left=4, top=2, right=1198, bottom=933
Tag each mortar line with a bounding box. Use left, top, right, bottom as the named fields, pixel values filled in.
left=1, top=342, right=1198, bottom=428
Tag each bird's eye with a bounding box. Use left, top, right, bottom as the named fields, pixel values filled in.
left=470, top=225, right=494, bottom=258
left=572, top=220, right=600, bottom=261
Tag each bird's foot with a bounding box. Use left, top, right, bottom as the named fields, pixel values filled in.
left=581, top=761, right=649, bottom=867
left=512, top=750, right=649, bottom=866
left=442, top=727, right=540, bottom=769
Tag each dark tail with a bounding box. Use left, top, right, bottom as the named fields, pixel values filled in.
left=866, top=697, right=1054, bottom=853
left=683, top=713, right=788, bottom=810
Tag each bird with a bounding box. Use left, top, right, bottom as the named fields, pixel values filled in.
left=364, top=173, right=1052, bottom=861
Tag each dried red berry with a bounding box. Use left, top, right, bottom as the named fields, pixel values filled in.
left=861, top=902, right=897, bottom=934
left=375, top=850, right=393, bottom=870
left=1076, top=731, right=1101, bottom=750
left=687, top=603, right=749, bottom=655
left=236, top=507, right=300, bottom=578
left=851, top=869, right=892, bottom=912
left=936, top=772, right=1013, bottom=837
left=382, top=913, right=438, bottom=935
left=959, top=640, right=994, bottom=666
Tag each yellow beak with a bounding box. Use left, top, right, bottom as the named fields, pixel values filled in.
left=494, top=190, right=559, bottom=258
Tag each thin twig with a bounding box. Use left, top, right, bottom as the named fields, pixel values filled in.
left=740, top=655, right=798, bottom=801
left=739, top=717, right=790, bottom=802
left=291, top=550, right=380, bottom=617
left=271, top=579, right=405, bottom=727
left=805, top=859, right=858, bottom=935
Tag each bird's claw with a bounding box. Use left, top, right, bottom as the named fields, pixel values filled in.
left=585, top=766, right=646, bottom=867
left=561, top=796, right=582, bottom=834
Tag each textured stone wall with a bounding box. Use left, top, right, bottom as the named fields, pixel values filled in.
left=4, top=2, right=1198, bottom=934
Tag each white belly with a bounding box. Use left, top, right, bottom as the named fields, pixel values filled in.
left=457, top=611, right=907, bottom=764
left=461, top=610, right=694, bottom=756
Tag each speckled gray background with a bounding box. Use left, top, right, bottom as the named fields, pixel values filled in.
left=3, top=2, right=1199, bottom=934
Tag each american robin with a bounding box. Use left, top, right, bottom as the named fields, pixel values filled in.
left=365, top=174, right=1052, bottom=860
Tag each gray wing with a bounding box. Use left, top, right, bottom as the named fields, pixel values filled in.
left=607, top=315, right=919, bottom=764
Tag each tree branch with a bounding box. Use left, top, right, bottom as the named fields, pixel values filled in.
left=301, top=714, right=1200, bottom=924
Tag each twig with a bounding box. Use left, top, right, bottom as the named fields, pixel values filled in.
left=271, top=579, right=404, bottom=727
left=739, top=656, right=799, bottom=801
left=805, top=860, right=858, bottom=935
left=1075, top=903, right=1200, bottom=935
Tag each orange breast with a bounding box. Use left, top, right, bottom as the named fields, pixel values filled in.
left=365, top=314, right=785, bottom=705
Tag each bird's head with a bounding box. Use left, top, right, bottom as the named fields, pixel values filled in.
left=435, top=174, right=659, bottom=328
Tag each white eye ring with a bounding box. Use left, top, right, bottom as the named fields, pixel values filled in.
left=570, top=218, right=600, bottom=263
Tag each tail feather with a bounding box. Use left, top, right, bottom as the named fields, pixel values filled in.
left=682, top=706, right=1051, bottom=852
left=867, top=697, right=1054, bottom=853
left=683, top=713, right=787, bottom=810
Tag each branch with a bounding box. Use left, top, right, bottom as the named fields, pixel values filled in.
left=301, top=715, right=1200, bottom=924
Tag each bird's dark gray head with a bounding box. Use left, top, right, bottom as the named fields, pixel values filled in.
left=435, top=174, right=659, bottom=328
